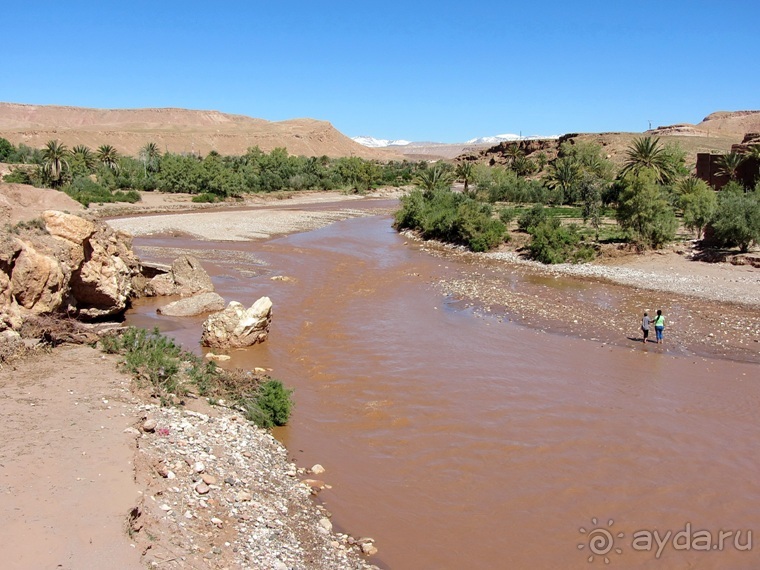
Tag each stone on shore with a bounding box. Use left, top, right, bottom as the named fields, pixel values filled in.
left=200, top=297, right=272, bottom=348
left=144, top=255, right=214, bottom=297
left=10, top=242, right=67, bottom=313
left=157, top=292, right=225, bottom=317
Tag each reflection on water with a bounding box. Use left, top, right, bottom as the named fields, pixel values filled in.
left=127, top=214, right=760, bottom=569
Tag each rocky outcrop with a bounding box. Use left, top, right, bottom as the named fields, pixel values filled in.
left=157, top=292, right=226, bottom=317
left=10, top=242, right=67, bottom=313
left=200, top=297, right=272, bottom=348
left=70, top=228, right=141, bottom=319
left=0, top=210, right=144, bottom=328
left=144, top=255, right=214, bottom=297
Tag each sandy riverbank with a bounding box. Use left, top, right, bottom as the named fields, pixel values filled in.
left=0, top=344, right=378, bottom=570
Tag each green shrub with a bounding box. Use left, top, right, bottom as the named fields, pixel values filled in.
left=499, top=207, right=518, bottom=225
left=192, top=192, right=220, bottom=203
left=615, top=169, right=677, bottom=249
left=188, top=360, right=218, bottom=396
left=710, top=185, right=760, bottom=252
left=527, top=218, right=596, bottom=264
left=517, top=204, right=548, bottom=232
left=394, top=188, right=507, bottom=251
left=116, top=189, right=141, bottom=203
left=99, top=327, right=295, bottom=428
left=242, top=379, right=294, bottom=428
left=3, top=167, right=34, bottom=184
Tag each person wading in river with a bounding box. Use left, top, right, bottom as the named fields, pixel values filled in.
left=652, top=309, right=665, bottom=344
left=641, top=311, right=650, bottom=343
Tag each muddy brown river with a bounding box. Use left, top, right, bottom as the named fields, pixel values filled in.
left=126, top=207, right=760, bottom=569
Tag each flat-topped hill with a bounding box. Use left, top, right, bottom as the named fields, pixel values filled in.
left=0, top=102, right=401, bottom=160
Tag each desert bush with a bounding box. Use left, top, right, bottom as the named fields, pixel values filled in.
left=241, top=379, right=294, bottom=428
left=63, top=177, right=141, bottom=206
left=517, top=204, right=549, bottom=232
left=710, top=185, right=760, bottom=252
left=100, top=327, right=295, bottom=427
left=192, top=192, right=220, bottom=203
left=394, top=188, right=507, bottom=251
left=527, top=218, right=595, bottom=264
left=499, top=207, right=518, bottom=225
left=3, top=167, right=35, bottom=184
left=615, top=169, right=677, bottom=249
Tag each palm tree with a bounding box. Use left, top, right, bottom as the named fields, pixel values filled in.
left=41, top=140, right=69, bottom=186
left=504, top=144, right=523, bottom=168
left=413, top=165, right=454, bottom=194
left=620, top=136, right=674, bottom=184
left=715, top=151, right=744, bottom=181
left=455, top=161, right=475, bottom=195
left=545, top=157, right=580, bottom=199
left=97, top=144, right=119, bottom=171
left=139, top=142, right=161, bottom=174
left=71, top=145, right=96, bottom=171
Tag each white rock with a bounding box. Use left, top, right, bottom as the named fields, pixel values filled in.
left=318, top=517, right=333, bottom=532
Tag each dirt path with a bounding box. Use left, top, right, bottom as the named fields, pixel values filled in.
left=0, top=345, right=143, bottom=570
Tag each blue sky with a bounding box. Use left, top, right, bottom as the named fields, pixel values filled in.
left=2, top=1, right=758, bottom=142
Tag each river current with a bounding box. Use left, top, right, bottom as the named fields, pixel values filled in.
left=126, top=205, right=760, bottom=569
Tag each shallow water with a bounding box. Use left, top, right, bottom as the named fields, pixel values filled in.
left=127, top=212, right=760, bottom=569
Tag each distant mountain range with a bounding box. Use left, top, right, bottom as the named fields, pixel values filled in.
left=352, top=133, right=561, bottom=148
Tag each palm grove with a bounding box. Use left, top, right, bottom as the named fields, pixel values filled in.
left=1, top=136, right=759, bottom=262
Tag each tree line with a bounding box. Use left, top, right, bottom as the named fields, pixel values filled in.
left=0, top=138, right=429, bottom=206
left=395, top=137, right=760, bottom=261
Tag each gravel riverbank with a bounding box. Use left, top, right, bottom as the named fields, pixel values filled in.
left=130, top=402, right=378, bottom=570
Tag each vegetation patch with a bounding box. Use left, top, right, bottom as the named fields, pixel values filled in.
left=100, top=326, right=294, bottom=427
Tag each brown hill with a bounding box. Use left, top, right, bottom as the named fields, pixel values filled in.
left=697, top=110, right=760, bottom=137
left=0, top=102, right=401, bottom=160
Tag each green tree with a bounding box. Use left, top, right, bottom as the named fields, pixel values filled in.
left=679, top=178, right=716, bottom=239
left=619, top=136, right=676, bottom=184
left=544, top=157, right=580, bottom=202
left=413, top=164, right=454, bottom=194
left=710, top=185, right=760, bottom=252
left=41, top=140, right=70, bottom=187
left=504, top=144, right=523, bottom=168
left=615, top=169, right=677, bottom=249
left=0, top=137, right=16, bottom=162
left=455, top=161, right=475, bottom=195
left=715, top=151, right=745, bottom=181
left=97, top=144, right=120, bottom=171
left=578, top=173, right=604, bottom=240
left=139, top=142, right=161, bottom=174
left=71, top=145, right=96, bottom=171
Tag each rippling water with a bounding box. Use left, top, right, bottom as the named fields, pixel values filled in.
left=127, top=212, right=760, bottom=569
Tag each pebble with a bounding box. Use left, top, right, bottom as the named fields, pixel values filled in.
left=195, top=482, right=210, bottom=495
left=310, top=464, right=325, bottom=475
left=142, top=418, right=157, bottom=432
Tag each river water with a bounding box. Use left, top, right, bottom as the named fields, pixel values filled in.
left=126, top=205, right=760, bottom=569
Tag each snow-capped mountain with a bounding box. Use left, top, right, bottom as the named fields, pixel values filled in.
left=352, top=136, right=412, bottom=148
left=465, top=134, right=561, bottom=144
left=354, top=133, right=560, bottom=148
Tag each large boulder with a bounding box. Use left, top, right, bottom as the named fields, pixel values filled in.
left=69, top=225, right=141, bottom=319
left=144, top=255, right=214, bottom=297
left=43, top=210, right=97, bottom=245
left=201, top=297, right=272, bottom=348
left=157, top=292, right=226, bottom=317
left=10, top=242, right=67, bottom=313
